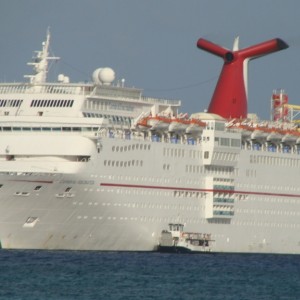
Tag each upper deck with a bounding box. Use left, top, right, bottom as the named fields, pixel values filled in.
left=0, top=29, right=180, bottom=120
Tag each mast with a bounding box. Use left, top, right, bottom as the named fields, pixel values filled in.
left=24, top=28, right=60, bottom=84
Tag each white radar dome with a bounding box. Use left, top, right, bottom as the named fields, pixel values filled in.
left=92, top=67, right=115, bottom=85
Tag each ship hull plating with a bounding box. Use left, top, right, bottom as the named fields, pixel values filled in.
left=0, top=137, right=299, bottom=254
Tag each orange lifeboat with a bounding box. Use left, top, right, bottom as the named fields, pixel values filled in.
left=137, top=115, right=171, bottom=131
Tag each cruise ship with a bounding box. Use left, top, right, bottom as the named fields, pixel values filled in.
left=0, top=30, right=299, bottom=254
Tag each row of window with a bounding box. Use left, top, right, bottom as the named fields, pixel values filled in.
left=205, top=166, right=235, bottom=175
left=238, top=183, right=300, bottom=193
left=104, top=159, right=143, bottom=168
left=213, top=197, right=235, bottom=203
left=205, top=121, right=225, bottom=131
left=0, top=99, right=23, bottom=107
left=163, top=147, right=201, bottom=159
left=245, top=169, right=257, bottom=177
left=185, top=164, right=235, bottom=175
left=30, top=99, right=74, bottom=108
left=11, top=186, right=72, bottom=196
left=84, top=99, right=135, bottom=112
left=112, top=143, right=151, bottom=152
left=74, top=213, right=300, bottom=228
left=76, top=215, right=202, bottom=224
left=214, top=137, right=241, bottom=148
left=250, top=154, right=300, bottom=167
left=212, top=151, right=238, bottom=161
left=0, top=126, right=99, bottom=132
left=237, top=208, right=300, bottom=216
left=83, top=112, right=133, bottom=124
left=96, top=174, right=203, bottom=186
left=232, top=220, right=300, bottom=228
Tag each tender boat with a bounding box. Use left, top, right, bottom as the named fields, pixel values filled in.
left=158, top=223, right=214, bottom=253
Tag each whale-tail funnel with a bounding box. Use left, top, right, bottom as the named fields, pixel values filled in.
left=197, top=38, right=289, bottom=119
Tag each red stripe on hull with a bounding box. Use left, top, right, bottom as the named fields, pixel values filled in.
left=8, top=179, right=53, bottom=184
left=100, top=183, right=300, bottom=199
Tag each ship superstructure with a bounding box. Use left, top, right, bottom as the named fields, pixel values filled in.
left=0, top=31, right=299, bottom=254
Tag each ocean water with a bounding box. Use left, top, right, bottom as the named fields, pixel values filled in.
left=0, top=250, right=299, bottom=300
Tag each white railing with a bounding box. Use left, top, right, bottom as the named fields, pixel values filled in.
left=0, top=83, right=93, bottom=95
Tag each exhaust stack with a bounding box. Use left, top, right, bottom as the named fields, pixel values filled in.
left=197, top=38, right=289, bottom=119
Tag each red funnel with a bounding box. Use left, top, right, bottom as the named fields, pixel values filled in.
left=197, top=38, right=288, bottom=119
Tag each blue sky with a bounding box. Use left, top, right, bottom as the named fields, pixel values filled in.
left=1, top=0, right=300, bottom=119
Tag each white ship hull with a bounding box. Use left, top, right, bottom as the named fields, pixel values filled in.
left=0, top=134, right=299, bottom=254
left=0, top=31, right=299, bottom=254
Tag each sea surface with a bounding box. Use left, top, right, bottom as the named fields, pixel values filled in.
left=0, top=250, right=299, bottom=300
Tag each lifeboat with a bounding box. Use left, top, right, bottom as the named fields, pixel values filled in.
left=231, top=124, right=254, bottom=138
left=281, top=130, right=299, bottom=143
left=185, top=119, right=206, bottom=134
left=251, top=127, right=269, bottom=140
left=137, top=116, right=171, bottom=131
left=267, top=130, right=283, bottom=142
left=169, top=118, right=190, bottom=132
left=136, top=117, right=152, bottom=130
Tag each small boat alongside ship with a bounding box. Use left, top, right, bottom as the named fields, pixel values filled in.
left=158, top=223, right=214, bottom=253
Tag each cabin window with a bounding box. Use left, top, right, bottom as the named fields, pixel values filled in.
left=204, top=151, right=209, bottom=159
left=220, top=138, right=230, bottom=147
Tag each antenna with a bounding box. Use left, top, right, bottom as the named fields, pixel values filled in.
left=197, top=37, right=289, bottom=119
left=24, top=28, right=60, bottom=84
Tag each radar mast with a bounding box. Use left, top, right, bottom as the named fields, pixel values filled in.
left=24, top=28, right=60, bottom=84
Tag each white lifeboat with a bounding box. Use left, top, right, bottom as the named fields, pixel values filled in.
left=251, top=128, right=269, bottom=140
left=234, top=124, right=254, bottom=138
left=185, top=119, right=206, bottom=134
left=281, top=131, right=299, bottom=143
left=267, top=130, right=283, bottom=142
left=169, top=118, right=190, bottom=132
